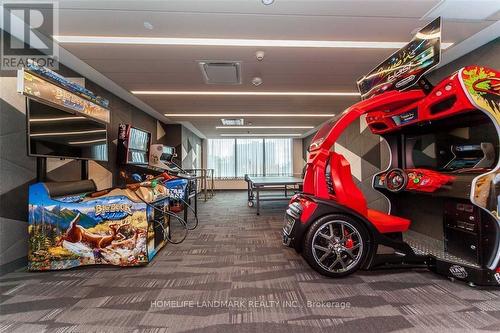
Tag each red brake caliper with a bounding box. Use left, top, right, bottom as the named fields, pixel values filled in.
left=344, top=229, right=353, bottom=249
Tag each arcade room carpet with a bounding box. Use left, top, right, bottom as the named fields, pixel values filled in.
left=1, top=191, right=499, bottom=333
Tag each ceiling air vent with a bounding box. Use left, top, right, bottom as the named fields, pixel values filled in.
left=199, top=61, right=241, bottom=85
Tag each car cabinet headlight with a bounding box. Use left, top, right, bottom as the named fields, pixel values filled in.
left=283, top=214, right=296, bottom=235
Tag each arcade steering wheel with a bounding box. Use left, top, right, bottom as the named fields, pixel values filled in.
left=384, top=168, right=408, bottom=193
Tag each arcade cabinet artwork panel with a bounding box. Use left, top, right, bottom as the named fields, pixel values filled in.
left=461, top=66, right=500, bottom=218
left=28, top=183, right=156, bottom=271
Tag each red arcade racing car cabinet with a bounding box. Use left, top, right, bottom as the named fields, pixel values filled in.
left=283, top=19, right=500, bottom=286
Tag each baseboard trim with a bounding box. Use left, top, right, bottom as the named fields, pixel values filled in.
left=213, top=189, right=245, bottom=191
left=0, top=256, right=27, bottom=276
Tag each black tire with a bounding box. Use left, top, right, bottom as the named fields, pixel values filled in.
left=303, top=214, right=370, bottom=278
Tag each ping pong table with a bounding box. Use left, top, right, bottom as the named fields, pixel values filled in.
left=245, top=175, right=303, bottom=215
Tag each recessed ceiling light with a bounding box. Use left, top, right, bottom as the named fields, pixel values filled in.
left=143, top=22, right=154, bottom=30
left=216, top=126, right=314, bottom=129
left=220, top=133, right=302, bottom=137
left=165, top=113, right=335, bottom=117
left=134, top=91, right=359, bottom=96
left=53, top=35, right=454, bottom=49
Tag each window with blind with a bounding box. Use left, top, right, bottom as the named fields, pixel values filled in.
left=207, top=139, right=235, bottom=178
left=207, top=138, right=292, bottom=178
left=236, top=139, right=264, bottom=177
left=264, top=138, right=292, bottom=176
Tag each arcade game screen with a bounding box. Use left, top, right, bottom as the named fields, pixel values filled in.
left=28, top=99, right=108, bottom=161
left=160, top=146, right=175, bottom=163
left=405, top=112, right=498, bottom=172
left=127, top=127, right=150, bottom=165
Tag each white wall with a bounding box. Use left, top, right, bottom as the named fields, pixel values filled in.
left=292, top=138, right=305, bottom=176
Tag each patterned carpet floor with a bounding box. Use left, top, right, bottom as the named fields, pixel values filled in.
left=1, top=191, right=499, bottom=332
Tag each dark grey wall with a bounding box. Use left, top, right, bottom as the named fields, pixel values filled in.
left=156, top=124, right=202, bottom=169
left=0, top=64, right=84, bottom=272
left=158, top=124, right=183, bottom=166
left=302, top=134, right=313, bottom=162
left=181, top=126, right=202, bottom=170
left=1, top=92, right=36, bottom=272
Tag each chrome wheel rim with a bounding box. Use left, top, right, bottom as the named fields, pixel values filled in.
left=311, top=220, right=363, bottom=273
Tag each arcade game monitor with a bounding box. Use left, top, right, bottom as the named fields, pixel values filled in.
left=28, top=99, right=108, bottom=161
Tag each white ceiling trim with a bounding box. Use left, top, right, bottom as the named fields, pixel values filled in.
left=132, top=91, right=360, bottom=96
left=437, top=20, right=500, bottom=69
left=178, top=121, right=207, bottom=139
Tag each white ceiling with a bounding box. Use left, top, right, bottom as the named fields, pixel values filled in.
left=44, top=0, right=499, bottom=137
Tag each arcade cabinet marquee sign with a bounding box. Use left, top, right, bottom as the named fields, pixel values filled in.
left=357, top=18, right=441, bottom=100
left=17, top=59, right=110, bottom=123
